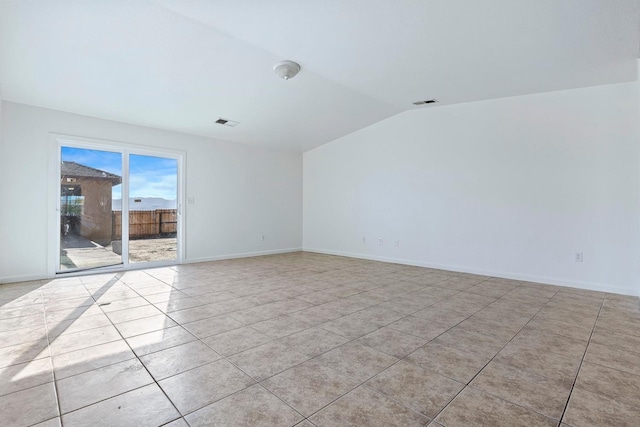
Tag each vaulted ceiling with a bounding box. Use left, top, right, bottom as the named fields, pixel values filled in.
left=1, top=0, right=638, bottom=152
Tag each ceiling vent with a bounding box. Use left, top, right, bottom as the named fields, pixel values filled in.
left=215, top=118, right=239, bottom=127
left=413, top=99, right=439, bottom=106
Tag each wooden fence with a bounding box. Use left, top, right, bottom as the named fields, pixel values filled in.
left=112, top=209, right=177, bottom=239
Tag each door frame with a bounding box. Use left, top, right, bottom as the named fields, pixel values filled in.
left=47, top=133, right=186, bottom=277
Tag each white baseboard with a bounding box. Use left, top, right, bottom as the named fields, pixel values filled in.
left=1, top=273, right=48, bottom=285
left=185, top=247, right=303, bottom=265
left=303, top=247, right=640, bottom=297
left=4, top=247, right=637, bottom=297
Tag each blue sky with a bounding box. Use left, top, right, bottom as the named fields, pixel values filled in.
left=62, top=147, right=177, bottom=200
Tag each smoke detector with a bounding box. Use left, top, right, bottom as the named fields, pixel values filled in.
left=273, top=60, right=301, bottom=80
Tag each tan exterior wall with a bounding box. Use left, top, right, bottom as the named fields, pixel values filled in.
left=74, top=178, right=114, bottom=246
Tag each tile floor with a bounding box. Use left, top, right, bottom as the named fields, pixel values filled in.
left=0, top=252, right=639, bottom=426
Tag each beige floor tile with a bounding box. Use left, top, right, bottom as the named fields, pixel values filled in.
left=262, top=359, right=359, bottom=417
left=228, top=341, right=311, bottom=381
left=167, top=304, right=227, bottom=324
left=289, top=306, right=341, bottom=325
left=94, top=289, right=140, bottom=304
left=47, top=314, right=112, bottom=339
left=434, top=277, right=479, bottom=291
left=0, top=382, right=59, bottom=427
left=0, top=326, right=47, bottom=348
left=181, top=315, right=244, bottom=339
left=105, top=304, right=162, bottom=324
left=0, top=304, right=44, bottom=320
left=416, top=286, right=459, bottom=299
left=114, top=313, right=178, bottom=338
left=356, top=327, right=428, bottom=358
left=319, top=314, right=381, bottom=339
left=375, top=295, right=438, bottom=315
left=296, top=290, right=341, bottom=305
left=526, top=316, right=594, bottom=341
left=433, top=326, right=507, bottom=358
left=563, top=387, right=640, bottom=427
left=494, top=340, right=582, bottom=385
left=206, top=297, right=260, bottom=316
left=0, top=357, right=53, bottom=397
left=49, top=325, right=121, bottom=355
left=202, top=326, right=272, bottom=356
left=456, top=314, right=521, bottom=341
left=125, top=325, right=197, bottom=356
left=536, top=306, right=598, bottom=325
left=185, top=384, right=303, bottom=426
left=512, top=327, right=589, bottom=359
left=470, top=360, right=571, bottom=420
left=44, top=306, right=103, bottom=323
left=228, top=305, right=282, bottom=324
left=61, top=384, right=179, bottom=427
left=52, top=339, right=134, bottom=379
left=387, top=315, right=450, bottom=341
left=57, top=358, right=153, bottom=413
left=98, top=296, right=151, bottom=312
left=435, top=387, right=557, bottom=427
left=250, top=315, right=315, bottom=339
left=405, top=342, right=490, bottom=383
left=584, top=342, right=640, bottom=376
left=31, top=417, right=61, bottom=427
left=139, top=340, right=221, bottom=380
left=159, top=359, right=255, bottom=414
left=437, top=292, right=496, bottom=315
left=0, top=339, right=49, bottom=368
left=309, top=385, right=428, bottom=427
left=0, top=313, right=46, bottom=333
left=475, top=298, right=540, bottom=322
left=316, top=342, right=398, bottom=383
left=365, top=360, right=464, bottom=418
left=575, top=361, right=640, bottom=408
left=412, top=305, right=470, bottom=327
left=502, top=289, right=553, bottom=306
left=153, top=296, right=203, bottom=313
left=465, top=281, right=517, bottom=298
left=277, top=327, right=350, bottom=357
left=590, top=325, right=640, bottom=355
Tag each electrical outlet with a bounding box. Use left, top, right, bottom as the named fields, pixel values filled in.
left=187, top=196, right=195, bottom=205
left=362, top=236, right=366, bottom=243
left=575, top=252, right=583, bottom=262
left=378, top=238, right=383, bottom=245
left=395, top=240, right=400, bottom=247
left=261, top=235, right=265, bottom=241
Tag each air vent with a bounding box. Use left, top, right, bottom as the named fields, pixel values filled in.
left=413, top=99, right=439, bottom=105
left=215, top=118, right=239, bottom=127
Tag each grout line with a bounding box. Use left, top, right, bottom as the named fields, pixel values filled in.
left=43, top=288, right=64, bottom=426
left=556, top=298, right=605, bottom=425
left=423, top=287, right=560, bottom=425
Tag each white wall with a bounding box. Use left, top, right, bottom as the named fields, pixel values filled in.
left=304, top=81, right=640, bottom=296
left=0, top=102, right=302, bottom=283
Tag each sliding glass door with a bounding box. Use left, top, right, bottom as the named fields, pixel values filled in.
left=60, top=147, right=123, bottom=271
left=57, top=141, right=182, bottom=273
left=128, top=154, right=178, bottom=264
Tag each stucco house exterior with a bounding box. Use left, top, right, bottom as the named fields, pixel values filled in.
left=60, top=161, right=121, bottom=246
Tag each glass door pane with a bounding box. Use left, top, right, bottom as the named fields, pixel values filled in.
left=60, top=147, right=123, bottom=270
left=128, top=154, right=178, bottom=264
